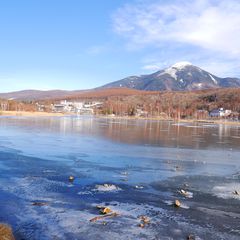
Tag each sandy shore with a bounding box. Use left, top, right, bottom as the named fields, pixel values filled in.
left=0, top=111, right=67, bottom=117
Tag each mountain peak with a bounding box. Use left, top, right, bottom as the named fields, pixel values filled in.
left=160, top=62, right=193, bottom=81
left=171, top=61, right=192, bottom=70
left=101, top=63, right=240, bottom=91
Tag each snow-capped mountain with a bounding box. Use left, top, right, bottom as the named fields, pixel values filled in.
left=101, top=62, right=240, bottom=91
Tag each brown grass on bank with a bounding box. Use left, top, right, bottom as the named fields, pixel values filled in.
left=0, top=111, right=67, bottom=117
left=0, top=224, right=15, bottom=240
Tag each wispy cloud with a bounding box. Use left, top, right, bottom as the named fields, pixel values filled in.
left=142, top=64, right=161, bottom=72
left=112, top=0, right=240, bottom=76
left=113, top=0, right=240, bottom=55
left=86, top=45, right=109, bottom=55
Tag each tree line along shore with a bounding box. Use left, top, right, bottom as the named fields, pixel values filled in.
left=0, top=87, right=240, bottom=122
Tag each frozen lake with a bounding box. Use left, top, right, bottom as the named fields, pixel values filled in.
left=0, top=116, right=239, bottom=240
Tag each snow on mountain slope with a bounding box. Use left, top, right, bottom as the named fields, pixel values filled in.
left=101, top=62, right=240, bottom=91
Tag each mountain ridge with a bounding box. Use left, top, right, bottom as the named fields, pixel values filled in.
left=0, top=88, right=153, bottom=101
left=0, top=89, right=88, bottom=101
left=1, top=62, right=240, bottom=100
left=101, top=62, right=240, bottom=91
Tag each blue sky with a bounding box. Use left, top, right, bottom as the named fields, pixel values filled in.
left=0, top=0, right=240, bottom=92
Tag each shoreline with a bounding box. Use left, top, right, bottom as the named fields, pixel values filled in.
left=0, top=111, right=67, bottom=117
left=0, top=111, right=240, bottom=126
left=97, top=115, right=240, bottom=126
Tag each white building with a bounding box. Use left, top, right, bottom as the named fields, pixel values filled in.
left=209, top=108, right=232, bottom=117
left=52, top=100, right=102, bottom=114
left=83, top=101, right=102, bottom=108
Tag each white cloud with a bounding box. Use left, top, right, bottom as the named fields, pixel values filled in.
left=113, top=0, right=240, bottom=56
left=142, top=64, right=161, bottom=71
left=199, top=60, right=240, bottom=77
left=86, top=45, right=109, bottom=55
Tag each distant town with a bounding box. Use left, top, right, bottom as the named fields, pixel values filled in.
left=0, top=87, right=240, bottom=121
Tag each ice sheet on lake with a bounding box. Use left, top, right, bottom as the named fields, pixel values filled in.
left=94, top=184, right=121, bottom=192
left=213, top=183, right=240, bottom=200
